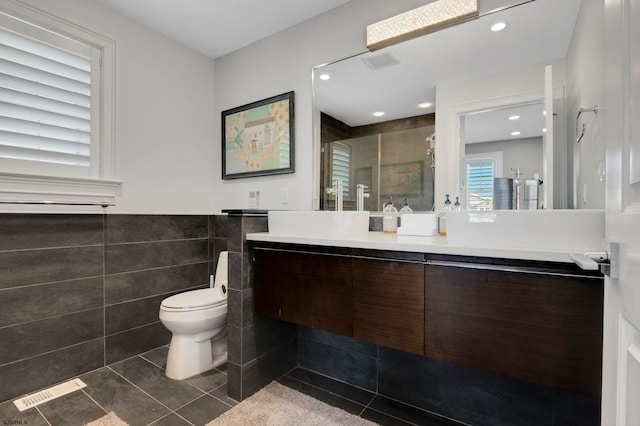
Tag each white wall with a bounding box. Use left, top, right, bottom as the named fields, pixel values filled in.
left=212, top=0, right=428, bottom=213
left=566, top=0, right=606, bottom=209
left=7, top=0, right=217, bottom=214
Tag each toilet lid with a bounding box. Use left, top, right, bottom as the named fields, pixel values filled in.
left=161, top=288, right=224, bottom=310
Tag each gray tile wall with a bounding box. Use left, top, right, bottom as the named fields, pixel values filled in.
left=298, top=326, right=601, bottom=426
left=225, top=213, right=297, bottom=401
left=0, top=213, right=227, bottom=404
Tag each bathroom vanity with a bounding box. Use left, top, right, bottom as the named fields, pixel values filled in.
left=248, top=232, right=604, bottom=399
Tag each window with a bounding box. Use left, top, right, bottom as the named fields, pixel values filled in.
left=0, top=4, right=118, bottom=206
left=330, top=142, right=351, bottom=197
left=465, top=152, right=502, bottom=210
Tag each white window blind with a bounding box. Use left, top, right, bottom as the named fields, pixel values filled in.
left=465, top=152, right=502, bottom=210
left=0, top=18, right=94, bottom=170
left=331, top=142, right=351, bottom=197
left=0, top=5, right=119, bottom=208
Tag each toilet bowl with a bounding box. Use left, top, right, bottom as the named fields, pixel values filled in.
left=159, top=251, right=228, bottom=380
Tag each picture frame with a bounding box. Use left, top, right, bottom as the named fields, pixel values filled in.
left=222, top=91, right=295, bottom=179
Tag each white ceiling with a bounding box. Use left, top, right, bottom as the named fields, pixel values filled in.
left=96, top=0, right=351, bottom=59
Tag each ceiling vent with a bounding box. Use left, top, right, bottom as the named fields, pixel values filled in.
left=362, top=52, right=400, bottom=70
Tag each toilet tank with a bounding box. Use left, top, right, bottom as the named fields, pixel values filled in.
left=214, top=251, right=228, bottom=297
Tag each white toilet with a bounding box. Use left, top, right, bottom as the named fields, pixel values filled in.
left=159, top=251, right=228, bottom=380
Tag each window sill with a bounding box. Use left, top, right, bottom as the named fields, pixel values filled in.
left=0, top=173, right=122, bottom=207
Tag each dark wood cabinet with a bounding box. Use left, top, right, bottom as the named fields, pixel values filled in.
left=251, top=242, right=603, bottom=398
left=425, top=262, right=604, bottom=398
left=253, top=248, right=352, bottom=336
left=353, top=258, right=424, bottom=355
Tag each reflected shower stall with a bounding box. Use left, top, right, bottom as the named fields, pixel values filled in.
left=321, top=125, right=436, bottom=212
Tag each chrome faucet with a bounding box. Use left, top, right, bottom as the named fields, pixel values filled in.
left=356, top=184, right=370, bottom=211
left=325, top=179, right=343, bottom=211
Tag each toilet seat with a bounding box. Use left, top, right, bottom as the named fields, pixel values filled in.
left=161, top=288, right=225, bottom=312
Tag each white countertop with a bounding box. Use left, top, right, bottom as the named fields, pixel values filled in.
left=246, top=231, right=575, bottom=263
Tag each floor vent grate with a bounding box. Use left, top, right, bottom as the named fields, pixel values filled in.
left=13, top=378, right=87, bottom=411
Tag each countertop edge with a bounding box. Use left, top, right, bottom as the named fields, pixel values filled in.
left=245, top=232, right=574, bottom=263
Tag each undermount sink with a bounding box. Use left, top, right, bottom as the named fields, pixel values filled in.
left=268, top=210, right=370, bottom=238
left=446, top=209, right=605, bottom=251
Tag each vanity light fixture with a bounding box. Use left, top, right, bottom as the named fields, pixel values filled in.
left=319, top=73, right=331, bottom=81
left=366, top=0, right=479, bottom=51
left=372, top=111, right=385, bottom=117
left=508, top=115, right=520, bottom=120
left=418, top=102, right=433, bottom=109
left=490, top=22, right=507, bottom=32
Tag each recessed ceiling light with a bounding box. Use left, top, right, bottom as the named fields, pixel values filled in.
left=511, top=131, right=521, bottom=136
left=418, top=102, right=433, bottom=109
left=542, top=128, right=547, bottom=133
left=319, top=73, right=331, bottom=81
left=373, top=111, right=385, bottom=117
left=508, top=115, right=520, bottom=120
left=542, top=110, right=547, bottom=116
left=491, top=22, right=507, bottom=32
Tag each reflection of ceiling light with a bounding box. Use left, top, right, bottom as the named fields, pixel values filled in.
left=508, top=115, right=520, bottom=120
left=373, top=111, right=385, bottom=117
left=491, top=22, right=507, bottom=32
left=418, top=102, right=433, bottom=109
left=319, top=73, right=331, bottom=81
left=542, top=110, right=547, bottom=116
left=511, top=131, right=521, bottom=136
left=366, top=0, right=479, bottom=50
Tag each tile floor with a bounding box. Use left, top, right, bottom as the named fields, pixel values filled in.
left=0, top=345, right=462, bottom=426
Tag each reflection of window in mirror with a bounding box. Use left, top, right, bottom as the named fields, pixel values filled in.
left=331, top=142, right=351, bottom=198
left=465, top=152, right=503, bottom=210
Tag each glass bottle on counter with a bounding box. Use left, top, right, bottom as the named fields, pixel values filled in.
left=438, top=194, right=452, bottom=236
left=382, top=196, right=398, bottom=233
left=399, top=198, right=413, bottom=215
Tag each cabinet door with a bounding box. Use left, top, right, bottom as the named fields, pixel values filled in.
left=353, top=258, right=424, bottom=355
left=253, top=249, right=352, bottom=335
left=425, top=264, right=603, bottom=397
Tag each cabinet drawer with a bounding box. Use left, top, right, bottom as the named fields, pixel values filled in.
left=353, top=258, right=424, bottom=355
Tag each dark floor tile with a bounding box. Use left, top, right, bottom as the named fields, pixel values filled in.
left=286, top=368, right=376, bottom=406
left=186, top=368, right=228, bottom=393
left=209, top=384, right=238, bottom=407
left=80, top=367, right=169, bottom=426
left=368, top=396, right=465, bottom=426
left=553, top=389, right=601, bottom=426
left=278, top=375, right=366, bottom=416
left=361, top=408, right=416, bottom=426
left=175, top=394, right=232, bottom=425
left=140, top=346, right=169, bottom=369
left=109, top=357, right=204, bottom=410
left=0, top=398, right=49, bottom=426
left=149, top=412, right=192, bottom=426
left=38, top=390, right=106, bottom=426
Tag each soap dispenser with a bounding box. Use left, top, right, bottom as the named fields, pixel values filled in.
left=382, top=196, right=398, bottom=234
left=399, top=198, right=413, bottom=215
left=438, top=194, right=452, bottom=236
left=454, top=196, right=461, bottom=211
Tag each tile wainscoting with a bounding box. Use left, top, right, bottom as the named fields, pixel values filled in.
left=0, top=213, right=228, bottom=403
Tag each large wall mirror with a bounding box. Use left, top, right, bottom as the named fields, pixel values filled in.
left=313, top=0, right=604, bottom=212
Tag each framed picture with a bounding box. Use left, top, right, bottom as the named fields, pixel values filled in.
left=222, top=91, right=295, bottom=179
